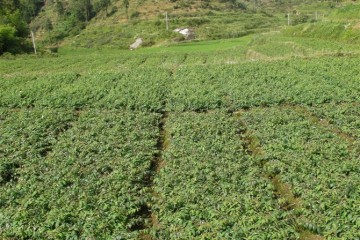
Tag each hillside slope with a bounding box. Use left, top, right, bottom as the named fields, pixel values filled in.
left=29, top=0, right=358, bottom=50
left=283, top=3, right=360, bottom=44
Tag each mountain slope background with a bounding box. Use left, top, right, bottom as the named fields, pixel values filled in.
left=1, top=0, right=360, bottom=54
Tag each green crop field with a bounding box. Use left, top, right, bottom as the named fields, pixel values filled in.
left=1, top=31, right=360, bottom=240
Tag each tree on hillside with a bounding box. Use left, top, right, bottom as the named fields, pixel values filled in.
left=3, top=10, right=29, bottom=37
left=123, top=0, right=129, bottom=18
left=0, top=0, right=45, bottom=54
left=69, top=0, right=93, bottom=22
left=19, top=0, right=44, bottom=21
left=0, top=25, right=17, bottom=54
left=93, top=0, right=111, bottom=15
left=54, top=0, right=64, bottom=16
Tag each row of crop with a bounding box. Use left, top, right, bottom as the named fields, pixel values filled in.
left=249, top=34, right=360, bottom=58
left=0, top=109, right=75, bottom=186
left=305, top=103, right=360, bottom=140
left=0, top=51, right=139, bottom=76
left=241, top=107, right=360, bottom=239
left=167, top=57, right=360, bottom=111
left=2, top=56, right=360, bottom=112
left=0, top=109, right=160, bottom=239
left=1, top=52, right=209, bottom=77
left=0, top=69, right=171, bottom=112
left=1, top=73, right=81, bottom=108
left=151, top=111, right=298, bottom=239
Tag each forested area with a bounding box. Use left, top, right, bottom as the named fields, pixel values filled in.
left=0, top=0, right=111, bottom=54
left=0, top=0, right=42, bottom=54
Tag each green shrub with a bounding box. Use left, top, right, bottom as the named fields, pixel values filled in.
left=130, top=11, right=140, bottom=19
left=0, top=25, right=16, bottom=54
left=291, top=14, right=310, bottom=26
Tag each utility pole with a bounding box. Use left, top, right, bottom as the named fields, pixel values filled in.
left=31, top=31, right=37, bottom=54
left=165, top=12, right=169, bottom=31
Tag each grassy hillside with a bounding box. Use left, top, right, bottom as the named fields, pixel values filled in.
left=28, top=0, right=359, bottom=50
left=66, top=11, right=279, bottom=49
left=331, top=3, right=360, bottom=20
left=32, top=0, right=279, bottom=49
left=282, top=2, right=360, bottom=44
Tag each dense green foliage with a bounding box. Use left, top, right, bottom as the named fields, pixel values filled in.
left=307, top=103, right=360, bottom=139
left=0, top=70, right=170, bottom=111
left=242, top=107, right=360, bottom=239
left=1, top=33, right=360, bottom=239
left=2, top=40, right=360, bottom=111
left=167, top=57, right=360, bottom=111
left=0, top=6, right=32, bottom=54
left=153, top=112, right=297, bottom=239
left=0, top=109, right=159, bottom=238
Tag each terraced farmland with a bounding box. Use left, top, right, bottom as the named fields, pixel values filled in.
left=1, top=44, right=360, bottom=239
